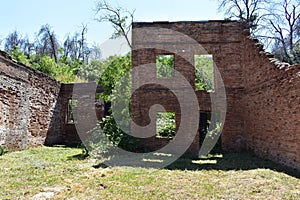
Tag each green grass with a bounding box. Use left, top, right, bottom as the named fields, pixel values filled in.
left=0, top=146, right=299, bottom=199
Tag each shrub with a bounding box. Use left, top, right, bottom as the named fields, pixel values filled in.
left=156, top=112, right=176, bottom=138
left=84, top=116, right=143, bottom=159
left=0, top=145, right=8, bottom=156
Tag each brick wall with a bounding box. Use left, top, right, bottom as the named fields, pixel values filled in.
left=46, top=82, right=104, bottom=146
left=0, top=51, right=61, bottom=150
left=131, top=21, right=300, bottom=169
left=242, top=33, right=300, bottom=169
left=1, top=21, right=299, bottom=170
left=131, top=21, right=246, bottom=155
left=0, top=51, right=105, bottom=149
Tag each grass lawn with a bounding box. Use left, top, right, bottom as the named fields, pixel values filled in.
left=0, top=146, right=299, bottom=199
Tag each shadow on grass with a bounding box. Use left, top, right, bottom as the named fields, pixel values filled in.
left=93, top=150, right=299, bottom=178
left=52, top=145, right=299, bottom=178
left=68, top=152, right=89, bottom=160
left=166, top=151, right=300, bottom=178
left=50, top=145, right=89, bottom=161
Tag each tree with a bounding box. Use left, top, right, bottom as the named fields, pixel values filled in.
left=83, top=54, right=138, bottom=156
left=63, top=24, right=91, bottom=63
left=218, top=0, right=300, bottom=64
left=10, top=46, right=30, bottom=65
left=88, top=43, right=102, bottom=61
left=4, top=31, right=34, bottom=56
left=78, top=59, right=105, bottom=82
left=36, top=24, right=59, bottom=63
left=194, top=55, right=214, bottom=92
left=4, top=31, right=23, bottom=53
left=63, top=34, right=75, bottom=59
left=98, top=54, right=132, bottom=102
left=156, top=55, right=174, bottom=78
left=78, top=24, right=90, bottom=63
left=94, top=0, right=135, bottom=48
left=217, top=0, right=269, bottom=31
left=267, top=0, right=300, bottom=63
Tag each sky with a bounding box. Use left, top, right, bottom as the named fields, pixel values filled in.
left=0, top=0, right=225, bottom=57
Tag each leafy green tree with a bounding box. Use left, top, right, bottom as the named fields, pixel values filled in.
left=78, top=59, right=105, bottom=82
left=3, top=24, right=92, bottom=83
left=36, top=55, right=57, bottom=76
left=55, top=62, right=79, bottom=83
left=98, top=54, right=132, bottom=102
left=156, top=55, right=174, bottom=78
left=156, top=112, right=176, bottom=138
left=10, top=46, right=30, bottom=65
left=195, top=55, right=214, bottom=92
left=84, top=53, right=144, bottom=155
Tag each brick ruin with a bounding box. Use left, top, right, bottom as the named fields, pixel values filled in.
left=131, top=21, right=300, bottom=169
left=0, top=52, right=104, bottom=149
left=0, top=20, right=299, bottom=170
left=0, top=51, right=60, bottom=149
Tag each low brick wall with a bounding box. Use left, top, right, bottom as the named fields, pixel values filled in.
left=0, top=51, right=61, bottom=150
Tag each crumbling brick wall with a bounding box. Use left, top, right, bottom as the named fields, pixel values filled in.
left=131, top=21, right=300, bottom=169
left=0, top=51, right=105, bottom=149
left=242, top=33, right=300, bottom=169
left=0, top=51, right=61, bottom=150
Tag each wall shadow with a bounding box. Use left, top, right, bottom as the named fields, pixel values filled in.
left=93, top=150, right=299, bottom=178
left=166, top=151, right=300, bottom=178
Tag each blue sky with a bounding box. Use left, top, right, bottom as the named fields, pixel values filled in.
left=0, top=0, right=224, bottom=44
left=0, top=0, right=225, bottom=57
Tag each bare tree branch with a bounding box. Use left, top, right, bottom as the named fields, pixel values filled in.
left=94, top=0, right=134, bottom=48
left=218, top=0, right=300, bottom=63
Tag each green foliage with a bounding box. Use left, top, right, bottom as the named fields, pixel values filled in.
left=0, top=145, right=8, bottom=156
left=85, top=53, right=141, bottom=155
left=200, top=112, right=222, bottom=154
left=156, top=112, right=176, bottom=138
left=36, top=55, right=57, bottom=76
left=98, top=54, right=132, bottom=102
left=292, top=42, right=300, bottom=64
left=206, top=120, right=222, bottom=147
left=78, top=59, right=105, bottom=82
left=9, top=46, right=83, bottom=83
left=194, top=55, right=214, bottom=92
left=101, top=116, right=123, bottom=145
left=55, top=62, right=81, bottom=83
left=10, top=46, right=30, bottom=65
left=101, top=116, right=142, bottom=152
left=84, top=122, right=116, bottom=159
left=156, top=55, right=174, bottom=78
